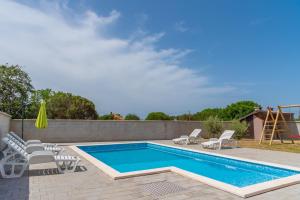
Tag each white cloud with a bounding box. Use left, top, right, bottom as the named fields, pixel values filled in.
left=0, top=0, right=234, bottom=117
left=174, top=20, right=189, bottom=33
left=84, top=10, right=121, bottom=27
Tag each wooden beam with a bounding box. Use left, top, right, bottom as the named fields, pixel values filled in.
left=279, top=104, right=300, bottom=108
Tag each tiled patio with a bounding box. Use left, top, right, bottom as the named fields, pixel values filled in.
left=1, top=140, right=300, bottom=200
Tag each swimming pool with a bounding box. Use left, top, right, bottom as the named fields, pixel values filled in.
left=72, top=142, right=300, bottom=197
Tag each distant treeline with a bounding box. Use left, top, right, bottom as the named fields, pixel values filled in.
left=101, top=100, right=260, bottom=121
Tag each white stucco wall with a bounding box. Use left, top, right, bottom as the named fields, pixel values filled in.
left=0, top=111, right=11, bottom=147
left=287, top=121, right=300, bottom=136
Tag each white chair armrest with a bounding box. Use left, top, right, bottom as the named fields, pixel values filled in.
left=25, top=144, right=45, bottom=154
left=180, top=135, right=189, bottom=138
left=25, top=140, right=42, bottom=146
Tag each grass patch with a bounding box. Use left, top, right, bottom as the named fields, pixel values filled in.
left=239, top=139, right=300, bottom=153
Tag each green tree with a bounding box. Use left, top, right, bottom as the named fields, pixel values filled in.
left=26, top=89, right=53, bottom=118
left=98, top=113, right=114, bottom=120
left=145, top=112, right=171, bottom=120
left=204, top=116, right=223, bottom=138
left=230, top=120, right=249, bottom=140
left=46, top=92, right=98, bottom=119
left=125, top=114, right=140, bottom=120
left=27, top=90, right=98, bottom=119
left=221, top=101, right=260, bottom=120
left=0, top=64, right=33, bottom=118
left=193, top=108, right=223, bottom=121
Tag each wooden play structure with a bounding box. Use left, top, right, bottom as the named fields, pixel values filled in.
left=259, top=104, right=300, bottom=145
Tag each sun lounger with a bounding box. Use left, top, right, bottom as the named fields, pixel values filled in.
left=173, top=129, right=202, bottom=144
left=201, top=130, right=235, bottom=150
left=4, top=134, right=64, bottom=155
left=0, top=137, right=80, bottom=178
left=9, top=132, right=56, bottom=147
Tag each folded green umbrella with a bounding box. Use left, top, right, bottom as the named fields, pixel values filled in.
left=35, top=100, right=48, bottom=129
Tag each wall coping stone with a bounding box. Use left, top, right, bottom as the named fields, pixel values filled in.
left=0, top=111, right=12, bottom=118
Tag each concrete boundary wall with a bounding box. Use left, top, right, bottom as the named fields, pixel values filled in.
left=7, top=119, right=300, bottom=143
left=10, top=119, right=210, bottom=143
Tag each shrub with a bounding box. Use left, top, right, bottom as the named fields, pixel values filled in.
left=125, top=114, right=140, bottom=120
left=145, top=112, right=171, bottom=120
left=230, top=120, right=248, bottom=140
left=204, top=116, right=223, bottom=138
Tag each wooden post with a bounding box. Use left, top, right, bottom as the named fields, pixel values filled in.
left=259, top=109, right=270, bottom=144
left=269, top=110, right=280, bottom=145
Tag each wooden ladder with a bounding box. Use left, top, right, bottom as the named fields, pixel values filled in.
left=259, top=107, right=289, bottom=145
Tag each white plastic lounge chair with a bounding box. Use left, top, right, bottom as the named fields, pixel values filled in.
left=0, top=137, right=80, bottom=178
left=4, top=134, right=64, bottom=155
left=9, top=132, right=56, bottom=147
left=201, top=130, right=235, bottom=150
left=173, top=129, right=202, bottom=145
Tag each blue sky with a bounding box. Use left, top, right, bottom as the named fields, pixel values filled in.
left=81, top=0, right=300, bottom=104
left=1, top=0, right=300, bottom=116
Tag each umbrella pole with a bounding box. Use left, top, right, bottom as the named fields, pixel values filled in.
left=21, top=99, right=24, bottom=139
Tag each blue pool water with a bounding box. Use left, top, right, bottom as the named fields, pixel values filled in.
left=78, top=143, right=300, bottom=187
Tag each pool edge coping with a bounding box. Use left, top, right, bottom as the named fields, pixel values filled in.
left=69, top=142, right=300, bottom=198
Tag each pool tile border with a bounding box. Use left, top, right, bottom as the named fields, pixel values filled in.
left=70, top=142, right=300, bottom=198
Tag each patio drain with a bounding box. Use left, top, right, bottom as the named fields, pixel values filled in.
left=140, top=181, right=185, bottom=198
